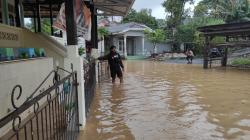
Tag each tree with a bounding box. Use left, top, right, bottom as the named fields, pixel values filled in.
left=123, top=8, right=158, bottom=29
left=144, top=29, right=166, bottom=54
left=195, top=0, right=250, bottom=23
left=98, top=27, right=109, bottom=55
left=162, top=0, right=194, bottom=52
left=172, top=16, right=225, bottom=55
left=98, top=27, right=109, bottom=40
left=157, top=19, right=167, bottom=29
left=41, top=18, right=52, bottom=35
left=193, top=1, right=210, bottom=18
left=162, top=0, right=193, bottom=28
left=25, top=18, right=53, bottom=35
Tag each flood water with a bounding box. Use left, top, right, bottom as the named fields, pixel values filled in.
left=79, top=61, right=250, bottom=140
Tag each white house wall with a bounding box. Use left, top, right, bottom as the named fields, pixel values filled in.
left=107, top=30, right=171, bottom=56
left=144, top=38, right=171, bottom=55
left=135, top=37, right=143, bottom=55
left=124, top=31, right=144, bottom=37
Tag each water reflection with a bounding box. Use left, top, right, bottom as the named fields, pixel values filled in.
left=79, top=61, right=250, bottom=140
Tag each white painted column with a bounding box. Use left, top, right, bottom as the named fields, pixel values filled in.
left=102, top=40, right=105, bottom=55
left=142, top=36, right=145, bottom=56
left=64, top=45, right=86, bottom=130
left=124, top=35, right=127, bottom=57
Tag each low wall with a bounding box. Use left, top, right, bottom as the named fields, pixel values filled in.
left=0, top=24, right=67, bottom=69
left=0, top=58, right=54, bottom=119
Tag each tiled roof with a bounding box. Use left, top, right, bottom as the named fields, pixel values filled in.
left=107, top=22, right=151, bottom=34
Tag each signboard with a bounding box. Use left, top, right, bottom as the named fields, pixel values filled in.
left=53, top=0, right=92, bottom=41
left=0, top=24, right=22, bottom=48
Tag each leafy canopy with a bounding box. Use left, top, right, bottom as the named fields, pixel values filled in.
left=144, top=29, right=166, bottom=45
left=98, top=27, right=109, bottom=39
left=123, top=9, right=158, bottom=29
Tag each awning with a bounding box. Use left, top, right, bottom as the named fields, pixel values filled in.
left=23, top=0, right=64, bottom=18
left=197, top=21, right=250, bottom=36
left=93, top=0, right=135, bottom=16
left=22, top=0, right=134, bottom=18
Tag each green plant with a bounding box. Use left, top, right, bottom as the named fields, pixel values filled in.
left=144, top=29, right=166, bottom=54
left=232, top=58, right=250, bottom=65
left=79, top=47, right=85, bottom=56
left=21, top=53, right=28, bottom=59
left=98, top=27, right=109, bottom=40
left=34, top=48, right=41, bottom=57
left=123, top=8, right=159, bottom=29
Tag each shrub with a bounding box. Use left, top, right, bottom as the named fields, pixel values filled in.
left=232, top=58, right=250, bottom=66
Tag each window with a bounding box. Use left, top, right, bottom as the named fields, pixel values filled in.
left=118, top=39, right=124, bottom=52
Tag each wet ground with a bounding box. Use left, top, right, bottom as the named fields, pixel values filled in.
left=79, top=61, right=250, bottom=140
left=166, top=58, right=203, bottom=64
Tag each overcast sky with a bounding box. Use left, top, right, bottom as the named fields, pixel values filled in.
left=132, top=0, right=201, bottom=19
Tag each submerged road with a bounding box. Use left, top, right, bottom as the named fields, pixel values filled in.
left=79, top=61, right=250, bottom=140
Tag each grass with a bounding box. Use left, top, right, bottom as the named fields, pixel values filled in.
left=126, top=56, right=147, bottom=60
left=231, top=58, right=250, bottom=66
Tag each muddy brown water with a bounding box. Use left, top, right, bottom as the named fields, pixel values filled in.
left=78, top=61, right=250, bottom=140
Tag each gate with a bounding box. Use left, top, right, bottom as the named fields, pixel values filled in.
left=97, top=60, right=110, bottom=82
left=83, top=60, right=96, bottom=117
left=0, top=67, right=79, bottom=140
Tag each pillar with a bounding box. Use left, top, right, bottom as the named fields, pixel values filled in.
left=2, top=0, right=9, bottom=25
left=222, top=47, right=228, bottom=67
left=90, top=4, right=98, bottom=48
left=19, top=0, right=24, bottom=27
left=64, top=0, right=87, bottom=129
left=124, top=35, right=127, bottom=57
left=49, top=0, right=54, bottom=36
left=203, top=36, right=210, bottom=69
left=36, top=0, right=41, bottom=32
left=65, top=0, right=77, bottom=45
left=142, top=36, right=145, bottom=55
left=222, top=37, right=229, bottom=67
left=33, top=8, right=37, bottom=32
left=101, top=39, right=105, bottom=55
left=64, top=46, right=86, bottom=130
left=15, top=0, right=21, bottom=27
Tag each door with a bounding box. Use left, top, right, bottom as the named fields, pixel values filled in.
left=118, top=39, right=124, bottom=54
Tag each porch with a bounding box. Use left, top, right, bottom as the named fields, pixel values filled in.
left=113, top=35, right=145, bottom=57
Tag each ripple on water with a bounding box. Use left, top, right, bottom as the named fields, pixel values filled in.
left=79, top=61, right=250, bottom=140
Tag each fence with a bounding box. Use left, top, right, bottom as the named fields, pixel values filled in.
left=0, top=67, right=79, bottom=140
left=97, top=60, right=110, bottom=82
left=83, top=60, right=96, bottom=117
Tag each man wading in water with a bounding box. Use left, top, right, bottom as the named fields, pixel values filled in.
left=98, top=46, right=124, bottom=83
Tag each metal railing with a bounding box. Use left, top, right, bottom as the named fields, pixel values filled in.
left=83, top=60, right=96, bottom=117
left=97, top=60, right=110, bottom=82
left=0, top=67, right=79, bottom=140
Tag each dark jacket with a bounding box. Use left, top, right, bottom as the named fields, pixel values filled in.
left=98, top=52, right=124, bottom=71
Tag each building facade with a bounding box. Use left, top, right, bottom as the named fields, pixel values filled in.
left=103, top=22, right=171, bottom=57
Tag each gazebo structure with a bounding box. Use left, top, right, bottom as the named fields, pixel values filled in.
left=198, top=21, right=250, bottom=69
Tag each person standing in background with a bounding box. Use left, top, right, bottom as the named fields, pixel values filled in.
left=98, top=46, right=124, bottom=83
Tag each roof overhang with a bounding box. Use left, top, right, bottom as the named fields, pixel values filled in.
left=93, top=0, right=135, bottom=16
left=197, top=21, right=250, bottom=37
left=23, top=0, right=134, bottom=18
left=23, top=0, right=64, bottom=18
